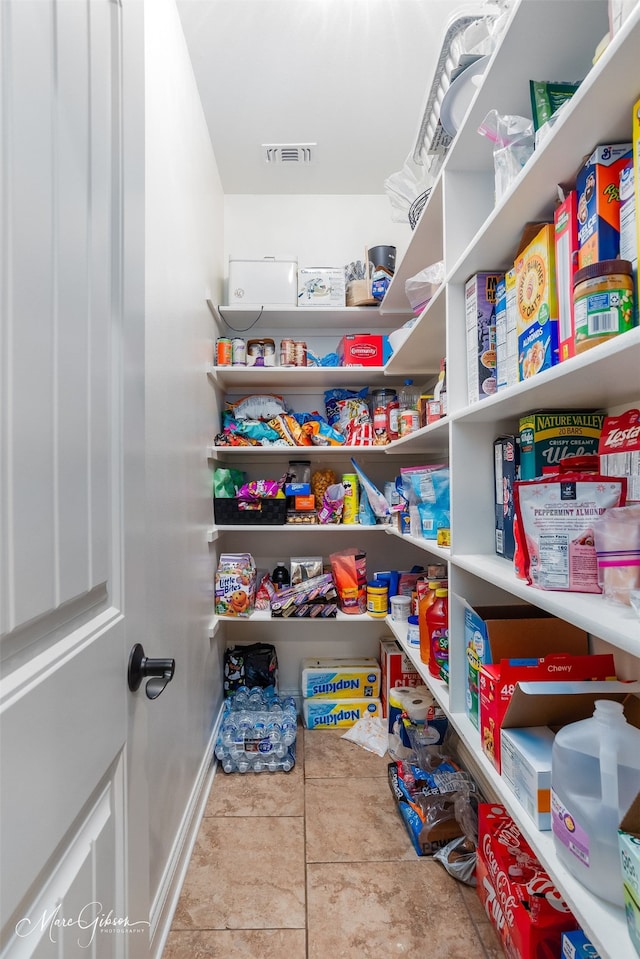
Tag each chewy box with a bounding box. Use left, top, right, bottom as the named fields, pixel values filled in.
left=303, top=698, right=381, bottom=729
left=228, top=256, right=298, bottom=306
left=619, top=792, right=640, bottom=956
left=298, top=267, right=346, bottom=307
left=515, top=224, right=559, bottom=380
left=500, top=725, right=555, bottom=830
left=465, top=271, right=502, bottom=402
left=463, top=602, right=584, bottom=731
left=577, top=143, right=632, bottom=268
left=301, top=658, right=380, bottom=700
left=562, top=929, right=602, bottom=958
left=477, top=803, right=578, bottom=959
left=379, top=637, right=421, bottom=716
left=519, top=410, right=605, bottom=480
left=480, top=650, right=614, bottom=773
left=337, top=334, right=386, bottom=366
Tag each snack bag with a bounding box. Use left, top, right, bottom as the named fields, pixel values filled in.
left=514, top=473, right=626, bottom=592
left=329, top=548, right=367, bottom=614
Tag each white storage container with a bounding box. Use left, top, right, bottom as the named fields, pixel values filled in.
left=228, top=256, right=298, bottom=306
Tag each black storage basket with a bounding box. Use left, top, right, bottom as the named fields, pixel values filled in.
left=214, top=497, right=288, bottom=525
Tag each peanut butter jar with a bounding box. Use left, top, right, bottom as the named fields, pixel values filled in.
left=573, top=258, right=635, bottom=354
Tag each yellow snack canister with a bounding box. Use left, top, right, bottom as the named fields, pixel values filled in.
left=341, top=473, right=359, bottom=524
left=366, top=580, right=388, bottom=618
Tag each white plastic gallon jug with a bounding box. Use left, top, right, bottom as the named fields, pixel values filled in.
left=551, top=700, right=640, bottom=905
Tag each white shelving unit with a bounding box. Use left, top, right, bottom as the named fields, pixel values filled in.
left=378, top=2, right=640, bottom=957
left=206, top=3, right=640, bottom=953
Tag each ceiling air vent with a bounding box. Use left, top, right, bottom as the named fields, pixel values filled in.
left=262, top=143, right=316, bottom=164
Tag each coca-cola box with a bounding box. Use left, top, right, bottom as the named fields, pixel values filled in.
left=477, top=803, right=578, bottom=959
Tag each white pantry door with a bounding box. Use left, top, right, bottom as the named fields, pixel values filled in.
left=0, top=1, right=149, bottom=957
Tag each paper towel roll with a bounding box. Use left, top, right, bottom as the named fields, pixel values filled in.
left=390, top=685, right=434, bottom=722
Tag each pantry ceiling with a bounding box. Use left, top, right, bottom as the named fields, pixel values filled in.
left=176, top=0, right=476, bottom=195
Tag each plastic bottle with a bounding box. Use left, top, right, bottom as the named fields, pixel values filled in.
left=397, top=379, right=420, bottom=436
left=551, top=699, right=640, bottom=904
left=272, top=561, right=290, bottom=591
left=418, top=581, right=441, bottom=665
left=426, top=588, right=448, bottom=679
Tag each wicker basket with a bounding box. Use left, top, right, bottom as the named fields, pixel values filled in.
left=214, top=497, right=288, bottom=526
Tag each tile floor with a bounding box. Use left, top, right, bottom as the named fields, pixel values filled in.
left=163, top=729, right=503, bottom=959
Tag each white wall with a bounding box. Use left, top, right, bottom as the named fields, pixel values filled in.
left=144, top=0, right=224, bottom=917
left=224, top=193, right=412, bottom=296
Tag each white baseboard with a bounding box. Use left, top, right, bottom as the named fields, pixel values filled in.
left=149, top=704, right=225, bottom=959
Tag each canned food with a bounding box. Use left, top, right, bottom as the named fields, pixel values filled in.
left=247, top=339, right=264, bottom=358
left=231, top=337, right=246, bottom=366
left=399, top=409, right=420, bottom=436
left=216, top=337, right=232, bottom=366
left=294, top=341, right=307, bottom=367
left=280, top=338, right=295, bottom=366
left=262, top=338, right=276, bottom=360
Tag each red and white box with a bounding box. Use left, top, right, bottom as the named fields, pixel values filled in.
left=337, top=334, right=384, bottom=367
left=479, top=651, right=614, bottom=773
left=599, top=408, right=640, bottom=502
left=379, top=637, right=421, bottom=717
left=554, top=190, right=579, bottom=363
left=477, top=803, right=578, bottom=959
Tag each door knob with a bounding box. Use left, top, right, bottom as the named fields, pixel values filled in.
left=128, top=643, right=175, bottom=700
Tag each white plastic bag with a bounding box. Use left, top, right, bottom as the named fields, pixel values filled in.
left=404, top=261, right=445, bottom=314
left=478, top=109, right=534, bottom=203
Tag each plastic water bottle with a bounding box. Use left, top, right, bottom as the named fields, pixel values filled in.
left=281, top=717, right=297, bottom=747
left=551, top=699, right=640, bottom=905
left=221, top=718, right=239, bottom=746
left=248, top=686, right=266, bottom=709
left=232, top=686, right=250, bottom=710
left=281, top=750, right=294, bottom=773
left=222, top=757, right=235, bottom=774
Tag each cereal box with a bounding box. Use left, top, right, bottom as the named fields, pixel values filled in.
left=577, top=142, right=632, bottom=268
left=554, top=190, right=579, bottom=362
left=519, top=410, right=605, bottom=480
left=494, top=434, right=520, bottom=561
left=496, top=269, right=518, bottom=391
left=465, top=272, right=502, bottom=403
left=215, top=553, right=256, bottom=617
left=515, top=224, right=559, bottom=379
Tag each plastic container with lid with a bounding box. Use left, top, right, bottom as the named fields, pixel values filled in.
left=397, top=379, right=421, bottom=437
left=406, top=615, right=420, bottom=648
left=551, top=699, right=640, bottom=904
left=366, top=579, right=388, bottom=618
left=390, top=594, right=411, bottom=622
left=573, top=258, right=635, bottom=354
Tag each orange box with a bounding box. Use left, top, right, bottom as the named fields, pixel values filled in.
left=577, top=143, right=632, bottom=267
left=479, top=650, right=615, bottom=773
left=294, top=494, right=316, bottom=511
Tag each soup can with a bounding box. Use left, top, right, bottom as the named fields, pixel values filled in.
left=231, top=337, right=246, bottom=366
left=216, top=337, right=232, bottom=366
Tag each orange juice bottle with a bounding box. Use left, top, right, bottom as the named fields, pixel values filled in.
left=418, top=581, right=442, bottom=665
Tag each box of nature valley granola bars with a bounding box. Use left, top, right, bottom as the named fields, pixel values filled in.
left=519, top=410, right=605, bottom=480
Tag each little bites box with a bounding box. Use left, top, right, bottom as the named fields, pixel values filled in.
left=379, top=637, right=421, bottom=716
left=515, top=224, right=559, bottom=380
left=519, top=410, right=605, bottom=480
left=577, top=142, right=632, bottom=267
left=465, top=272, right=502, bottom=402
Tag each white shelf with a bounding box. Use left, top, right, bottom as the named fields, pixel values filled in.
left=452, top=552, right=640, bottom=657
left=385, top=416, right=450, bottom=456
left=385, top=616, right=452, bottom=715
left=384, top=284, right=446, bottom=375
left=208, top=444, right=404, bottom=459
left=214, top=523, right=387, bottom=534
left=208, top=300, right=409, bottom=331
left=208, top=363, right=409, bottom=389
left=450, top=326, right=640, bottom=423
left=384, top=527, right=451, bottom=562
left=211, top=610, right=377, bottom=625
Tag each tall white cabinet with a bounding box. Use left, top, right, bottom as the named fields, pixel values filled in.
left=378, top=2, right=640, bottom=958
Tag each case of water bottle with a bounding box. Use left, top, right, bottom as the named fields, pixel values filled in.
left=214, top=686, right=298, bottom=773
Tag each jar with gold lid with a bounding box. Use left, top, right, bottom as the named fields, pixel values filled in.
left=573, top=258, right=635, bottom=354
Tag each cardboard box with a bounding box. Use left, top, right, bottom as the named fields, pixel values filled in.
left=620, top=160, right=637, bottom=305
left=480, top=651, right=615, bottom=772
left=477, top=803, right=578, bottom=959
left=496, top=268, right=519, bottom=390
left=554, top=191, right=580, bottom=363
left=379, top=637, right=421, bottom=716
left=346, top=278, right=377, bottom=307
left=500, top=725, right=555, bottom=829
left=515, top=224, right=559, bottom=379
left=300, top=658, right=381, bottom=700
left=463, top=602, right=585, bottom=730
left=465, top=272, right=502, bottom=403
left=228, top=256, right=298, bottom=306
left=302, top=697, right=381, bottom=728
left=562, top=929, right=602, bottom=958
left=294, top=494, right=315, bottom=511
left=298, top=267, right=346, bottom=307
left=599, top=408, right=640, bottom=503
left=619, top=791, right=640, bottom=955
left=634, top=99, right=640, bottom=295
left=284, top=482, right=310, bottom=496
left=494, top=435, right=520, bottom=561
left=337, top=333, right=385, bottom=366
left=518, top=410, right=605, bottom=480
left=577, top=143, right=632, bottom=268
